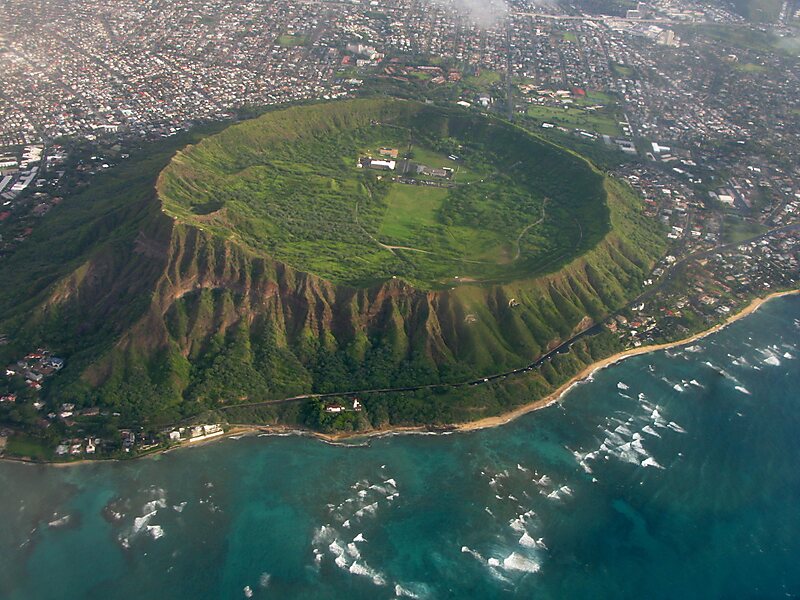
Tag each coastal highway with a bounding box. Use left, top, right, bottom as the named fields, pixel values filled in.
left=214, top=221, right=800, bottom=415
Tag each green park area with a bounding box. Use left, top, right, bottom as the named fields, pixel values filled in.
left=275, top=34, right=308, bottom=47
left=526, top=104, right=623, bottom=136
left=610, top=63, right=636, bottom=79
left=722, top=216, right=768, bottom=244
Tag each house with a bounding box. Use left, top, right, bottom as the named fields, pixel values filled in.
left=24, top=371, right=43, bottom=383
left=325, top=404, right=344, bottom=414
left=352, top=398, right=362, bottom=412
left=369, top=159, right=396, bottom=171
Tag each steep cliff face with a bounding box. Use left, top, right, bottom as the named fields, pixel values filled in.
left=56, top=170, right=662, bottom=423
left=0, top=109, right=665, bottom=425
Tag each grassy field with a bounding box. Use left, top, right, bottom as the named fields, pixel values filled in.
left=733, top=62, right=768, bottom=73
left=6, top=433, right=51, bottom=460
left=722, top=216, right=769, bottom=244
left=275, top=34, right=308, bottom=47
left=526, top=104, right=623, bottom=136
left=160, top=99, right=612, bottom=288
left=610, top=63, right=636, bottom=79
left=464, top=70, right=502, bottom=89
left=379, top=184, right=449, bottom=244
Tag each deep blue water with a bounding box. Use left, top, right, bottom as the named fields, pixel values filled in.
left=1, top=296, right=800, bottom=600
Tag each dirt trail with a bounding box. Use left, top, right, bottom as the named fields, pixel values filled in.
left=513, top=198, right=548, bottom=261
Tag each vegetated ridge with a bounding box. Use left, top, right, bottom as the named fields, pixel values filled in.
left=0, top=99, right=666, bottom=429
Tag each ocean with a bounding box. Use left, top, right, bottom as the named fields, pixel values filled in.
left=1, top=295, right=799, bottom=600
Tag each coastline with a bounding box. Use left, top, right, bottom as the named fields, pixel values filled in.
left=3, top=288, right=798, bottom=464
left=454, top=288, right=800, bottom=433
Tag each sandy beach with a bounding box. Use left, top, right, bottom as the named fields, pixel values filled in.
left=454, top=288, right=800, bottom=433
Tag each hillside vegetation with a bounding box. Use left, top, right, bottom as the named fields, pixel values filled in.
left=0, top=100, right=666, bottom=429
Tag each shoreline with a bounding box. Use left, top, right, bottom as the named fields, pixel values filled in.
left=3, top=289, right=798, bottom=465
left=453, top=288, right=800, bottom=433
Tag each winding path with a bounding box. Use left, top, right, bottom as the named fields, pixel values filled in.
left=513, top=197, right=549, bottom=261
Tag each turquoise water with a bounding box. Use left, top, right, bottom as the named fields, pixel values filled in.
left=2, top=296, right=800, bottom=600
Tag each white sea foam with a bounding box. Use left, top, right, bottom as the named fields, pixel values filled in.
left=132, top=510, right=157, bottom=533
left=172, top=502, right=187, bottom=513
left=631, top=439, right=647, bottom=455
left=735, top=385, right=752, bottom=395
left=614, top=424, right=632, bottom=437
left=641, top=457, right=665, bottom=469
left=502, top=552, right=541, bottom=573
left=143, top=498, right=167, bottom=513
left=617, top=382, right=629, bottom=390
left=667, top=421, right=686, bottom=433
left=346, top=542, right=361, bottom=559
left=395, top=583, right=421, bottom=598
left=689, top=379, right=704, bottom=388
left=313, top=525, right=334, bottom=544
left=651, top=409, right=668, bottom=428
left=48, top=515, right=71, bottom=528
left=243, top=585, right=253, bottom=598
left=516, top=464, right=529, bottom=473
left=342, top=519, right=351, bottom=528
left=764, top=355, right=781, bottom=366
left=259, top=572, right=271, bottom=588
left=147, top=525, right=164, bottom=540
left=784, top=352, right=794, bottom=359
left=487, top=557, right=501, bottom=567
left=384, top=478, right=397, bottom=488
left=353, top=533, right=366, bottom=543
left=349, top=561, right=387, bottom=586
left=673, top=384, right=685, bottom=393
left=642, top=425, right=661, bottom=438
left=461, top=545, right=484, bottom=561
left=519, top=532, right=538, bottom=548
left=329, top=540, right=345, bottom=559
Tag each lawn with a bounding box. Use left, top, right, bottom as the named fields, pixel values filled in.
left=275, top=34, right=308, bottom=47
left=733, top=62, right=768, bottom=73
left=6, top=433, right=51, bottom=460
left=610, top=63, right=636, bottom=79
left=379, top=184, right=449, bottom=245
left=464, top=69, right=502, bottom=89
left=722, top=217, right=768, bottom=244
left=526, top=104, right=623, bottom=136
